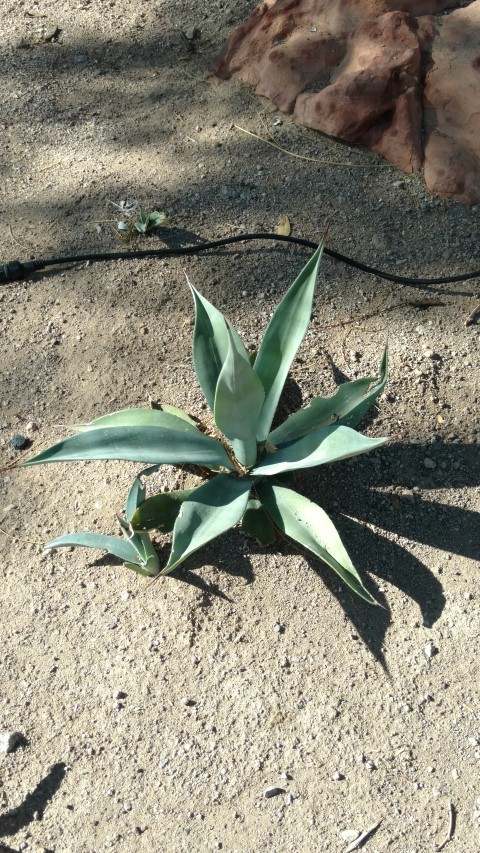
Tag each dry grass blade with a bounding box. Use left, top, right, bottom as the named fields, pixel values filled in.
left=436, top=802, right=455, bottom=851
left=345, top=819, right=382, bottom=852
left=234, top=125, right=376, bottom=168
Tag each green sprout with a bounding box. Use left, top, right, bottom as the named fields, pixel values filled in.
left=24, top=245, right=388, bottom=603
left=117, top=209, right=169, bottom=239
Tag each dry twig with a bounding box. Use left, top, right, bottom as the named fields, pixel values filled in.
left=436, top=802, right=455, bottom=851
left=345, top=819, right=383, bottom=852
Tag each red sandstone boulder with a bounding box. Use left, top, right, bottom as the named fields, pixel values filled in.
left=213, top=0, right=480, bottom=204
left=423, top=2, right=480, bottom=203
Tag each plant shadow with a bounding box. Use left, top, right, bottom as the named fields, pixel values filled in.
left=0, top=763, right=66, bottom=839
left=91, top=439, right=476, bottom=668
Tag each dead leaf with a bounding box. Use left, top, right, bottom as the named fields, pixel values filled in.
left=465, top=301, right=480, bottom=327
left=275, top=214, right=291, bottom=236
left=407, top=298, right=445, bottom=309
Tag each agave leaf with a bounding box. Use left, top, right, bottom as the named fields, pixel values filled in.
left=44, top=532, right=141, bottom=565
left=268, top=347, right=388, bottom=444
left=124, top=463, right=164, bottom=523
left=339, top=346, right=388, bottom=429
left=241, top=499, right=277, bottom=546
left=253, top=243, right=324, bottom=441
left=155, top=404, right=197, bottom=426
left=73, top=407, right=198, bottom=432
left=256, top=482, right=376, bottom=604
left=162, top=474, right=252, bottom=575
left=23, top=425, right=235, bottom=471
left=190, top=282, right=249, bottom=412
left=252, top=424, right=388, bottom=476
left=125, top=476, right=146, bottom=523
left=214, top=326, right=265, bottom=467
left=133, top=530, right=161, bottom=575
left=131, top=488, right=195, bottom=531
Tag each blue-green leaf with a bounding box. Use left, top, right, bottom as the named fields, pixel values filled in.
left=131, top=488, right=195, bottom=531
left=23, top=425, right=235, bottom=470
left=241, top=498, right=277, bottom=546
left=44, top=533, right=141, bottom=565
left=124, top=463, right=163, bottom=523
left=73, top=407, right=198, bottom=432
left=190, top=283, right=249, bottom=412
left=268, top=347, right=388, bottom=444
left=339, top=346, right=388, bottom=429
left=253, top=243, right=324, bottom=441
left=252, top=424, right=388, bottom=476
left=125, top=476, right=146, bottom=523
left=45, top=530, right=161, bottom=576
left=162, top=474, right=252, bottom=574
left=155, top=404, right=197, bottom=426
left=256, top=483, right=376, bottom=604
left=214, top=326, right=264, bottom=467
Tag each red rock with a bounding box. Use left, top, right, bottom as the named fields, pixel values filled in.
left=213, top=0, right=480, bottom=203
left=423, top=2, right=480, bottom=203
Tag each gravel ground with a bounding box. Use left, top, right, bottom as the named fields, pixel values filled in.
left=0, top=2, right=479, bottom=852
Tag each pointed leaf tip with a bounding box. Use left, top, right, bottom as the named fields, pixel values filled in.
left=254, top=244, right=324, bottom=441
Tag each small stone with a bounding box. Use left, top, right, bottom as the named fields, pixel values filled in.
left=424, top=642, right=438, bottom=659
left=10, top=434, right=29, bottom=451
left=181, top=698, right=196, bottom=707
left=468, top=737, right=479, bottom=747
left=113, top=690, right=127, bottom=700
left=423, top=458, right=436, bottom=469
left=451, top=768, right=459, bottom=779
left=25, top=421, right=38, bottom=435
left=340, top=829, right=361, bottom=842
left=123, top=801, right=132, bottom=812
left=332, top=771, right=344, bottom=781
left=0, top=731, right=24, bottom=754
left=184, top=27, right=199, bottom=40
left=264, top=786, right=285, bottom=799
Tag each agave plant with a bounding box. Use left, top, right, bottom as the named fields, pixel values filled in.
left=24, top=244, right=388, bottom=602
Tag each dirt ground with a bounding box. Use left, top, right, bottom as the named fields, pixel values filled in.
left=0, top=2, right=479, bottom=852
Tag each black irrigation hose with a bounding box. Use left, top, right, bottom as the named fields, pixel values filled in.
left=1, top=231, right=480, bottom=289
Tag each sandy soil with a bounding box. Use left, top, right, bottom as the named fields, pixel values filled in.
left=0, top=2, right=479, bottom=852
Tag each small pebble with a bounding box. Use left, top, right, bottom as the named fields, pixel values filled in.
left=423, top=458, right=436, bottom=470
left=340, top=830, right=361, bottom=842
left=0, top=731, right=24, bottom=754
left=25, top=421, right=38, bottom=435
left=10, top=434, right=29, bottom=451
left=332, top=771, right=344, bottom=781
left=264, top=786, right=285, bottom=799
left=424, top=642, right=438, bottom=659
